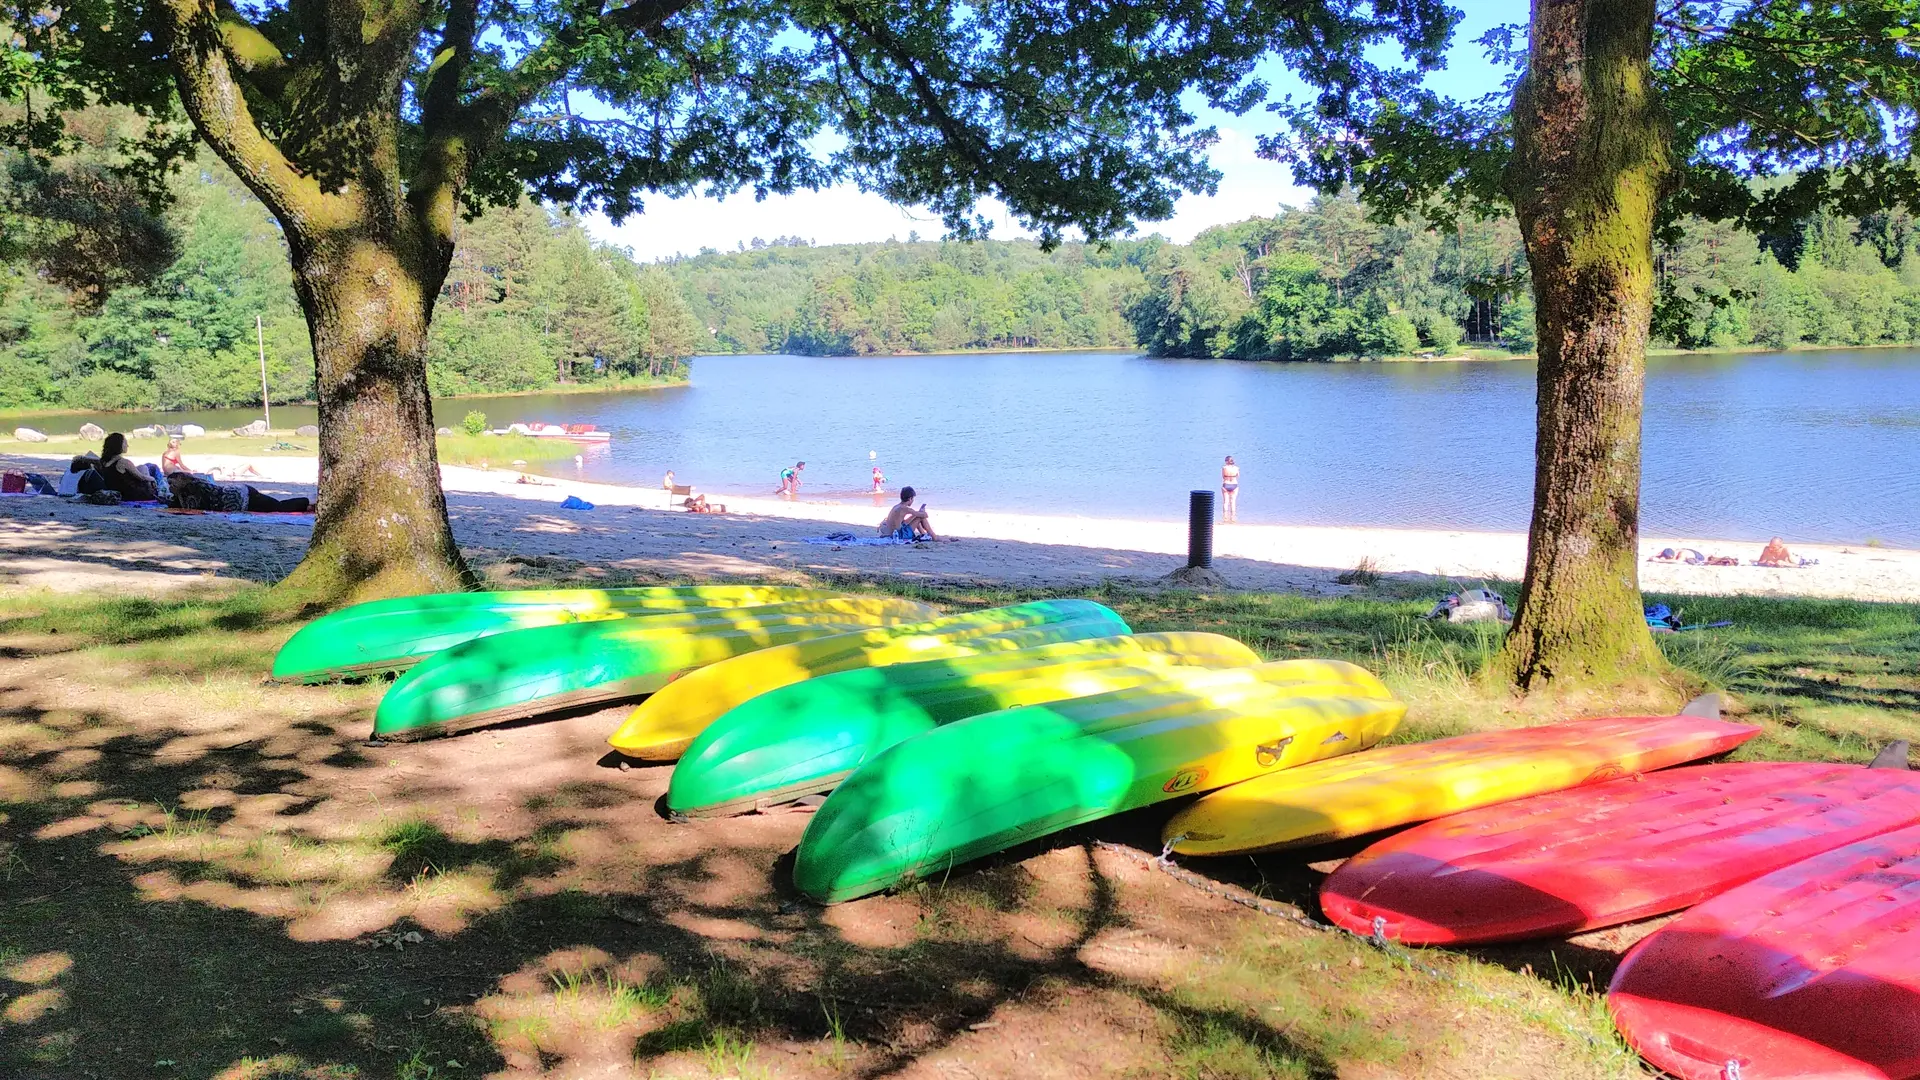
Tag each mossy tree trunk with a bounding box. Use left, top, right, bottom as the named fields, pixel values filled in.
left=277, top=217, right=470, bottom=602
left=150, top=0, right=513, bottom=603
left=1499, top=0, right=1673, bottom=688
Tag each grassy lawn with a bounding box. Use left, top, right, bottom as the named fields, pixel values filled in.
left=1, top=573, right=1913, bottom=1078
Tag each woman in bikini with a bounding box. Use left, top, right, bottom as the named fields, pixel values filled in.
left=1221, top=455, right=1240, bottom=522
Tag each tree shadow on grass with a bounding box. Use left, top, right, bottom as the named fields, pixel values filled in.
left=0, top=673, right=1366, bottom=1080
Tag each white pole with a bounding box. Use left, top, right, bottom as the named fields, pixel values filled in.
left=257, top=314, right=270, bottom=430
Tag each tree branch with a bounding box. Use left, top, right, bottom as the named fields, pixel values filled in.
left=151, top=0, right=337, bottom=231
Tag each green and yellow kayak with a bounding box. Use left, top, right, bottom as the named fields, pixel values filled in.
left=793, top=660, right=1404, bottom=903
left=271, top=584, right=845, bottom=682
left=609, top=599, right=1129, bottom=761
left=666, top=631, right=1262, bottom=817
left=371, top=596, right=938, bottom=739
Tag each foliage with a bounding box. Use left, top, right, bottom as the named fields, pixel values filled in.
left=660, top=235, right=1150, bottom=354
left=461, top=411, right=487, bottom=436
left=1128, top=192, right=1920, bottom=360
left=0, top=153, right=696, bottom=409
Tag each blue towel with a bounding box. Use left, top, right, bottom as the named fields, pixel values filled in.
left=559, top=495, right=594, bottom=510
left=802, top=535, right=919, bottom=546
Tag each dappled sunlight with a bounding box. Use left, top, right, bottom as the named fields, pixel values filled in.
left=0, top=586, right=1680, bottom=1078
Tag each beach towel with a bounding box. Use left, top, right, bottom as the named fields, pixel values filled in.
left=559, top=495, right=595, bottom=511
left=803, top=533, right=920, bottom=546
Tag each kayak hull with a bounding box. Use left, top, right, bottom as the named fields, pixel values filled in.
left=794, top=660, right=1404, bottom=904
left=371, top=596, right=938, bottom=739
left=1321, top=762, right=1920, bottom=945
left=272, top=584, right=844, bottom=682
left=1165, top=714, right=1760, bottom=855
left=609, top=599, right=1131, bottom=760
left=667, top=631, right=1264, bottom=817
left=1609, top=822, right=1920, bottom=1080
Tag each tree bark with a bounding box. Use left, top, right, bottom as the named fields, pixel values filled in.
left=1500, top=0, right=1673, bottom=688
left=153, top=0, right=474, bottom=604
left=274, top=224, right=472, bottom=603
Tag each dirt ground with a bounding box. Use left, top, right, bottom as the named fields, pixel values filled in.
left=0, top=581, right=1641, bottom=1079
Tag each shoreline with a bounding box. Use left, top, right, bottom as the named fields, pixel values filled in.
left=7, top=449, right=1916, bottom=603
left=0, top=376, right=691, bottom=422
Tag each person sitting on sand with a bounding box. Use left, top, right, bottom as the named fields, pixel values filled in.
left=877, top=486, right=946, bottom=541
left=160, top=435, right=187, bottom=475
left=1757, top=537, right=1796, bottom=567
left=97, top=433, right=160, bottom=501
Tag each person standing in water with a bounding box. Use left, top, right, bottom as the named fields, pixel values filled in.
left=871, top=465, right=886, bottom=493
left=1221, top=455, right=1240, bottom=522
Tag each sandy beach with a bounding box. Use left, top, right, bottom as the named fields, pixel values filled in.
left=5, top=448, right=1917, bottom=601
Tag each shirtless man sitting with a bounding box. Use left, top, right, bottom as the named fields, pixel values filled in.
left=877, top=486, right=942, bottom=540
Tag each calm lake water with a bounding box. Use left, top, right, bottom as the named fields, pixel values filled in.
left=18, top=349, right=1920, bottom=545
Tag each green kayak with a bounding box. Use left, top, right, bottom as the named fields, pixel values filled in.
left=792, top=660, right=1405, bottom=903
left=666, top=630, right=1262, bottom=817
left=371, top=596, right=938, bottom=739
left=609, top=598, right=1132, bottom=760
left=272, top=584, right=845, bottom=682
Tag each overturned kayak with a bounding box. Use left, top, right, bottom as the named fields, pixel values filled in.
left=608, top=599, right=1129, bottom=761
left=793, top=660, right=1404, bottom=904
left=371, top=596, right=939, bottom=739
left=271, top=584, right=845, bottom=682
left=667, top=631, right=1262, bottom=817
left=1164, top=712, right=1761, bottom=856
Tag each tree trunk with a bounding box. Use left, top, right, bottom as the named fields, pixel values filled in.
left=1499, top=0, right=1672, bottom=688
left=274, top=227, right=472, bottom=604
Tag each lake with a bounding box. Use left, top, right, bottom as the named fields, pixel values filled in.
left=16, top=349, right=1919, bottom=546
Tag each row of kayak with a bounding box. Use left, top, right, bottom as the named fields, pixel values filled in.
left=1320, top=755, right=1920, bottom=1080
left=269, top=584, right=1910, bottom=1077
left=272, top=585, right=1409, bottom=901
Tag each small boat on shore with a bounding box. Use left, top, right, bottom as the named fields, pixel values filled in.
left=501, top=422, right=611, bottom=442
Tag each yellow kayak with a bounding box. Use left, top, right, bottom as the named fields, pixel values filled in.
left=1164, top=712, right=1764, bottom=856
left=667, top=630, right=1265, bottom=817
left=607, top=598, right=1128, bottom=760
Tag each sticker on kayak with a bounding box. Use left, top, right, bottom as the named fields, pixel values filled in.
left=1583, top=763, right=1629, bottom=784
left=1320, top=731, right=1349, bottom=745
left=1162, top=767, right=1209, bottom=794
left=1255, top=737, right=1295, bottom=768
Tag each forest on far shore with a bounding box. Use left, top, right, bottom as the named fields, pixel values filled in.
left=10, top=106, right=1920, bottom=415
left=667, top=193, right=1920, bottom=362
left=1, top=109, right=698, bottom=412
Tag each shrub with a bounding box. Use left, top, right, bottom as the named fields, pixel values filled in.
left=462, top=410, right=487, bottom=436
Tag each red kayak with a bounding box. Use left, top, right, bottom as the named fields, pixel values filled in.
left=1609, top=822, right=1920, bottom=1080
left=1321, top=762, right=1920, bottom=945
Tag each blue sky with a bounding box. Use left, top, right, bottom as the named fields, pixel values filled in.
left=590, top=0, right=1529, bottom=261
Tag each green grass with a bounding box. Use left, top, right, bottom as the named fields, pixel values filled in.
left=431, top=432, right=584, bottom=467
left=2, top=578, right=1914, bottom=1080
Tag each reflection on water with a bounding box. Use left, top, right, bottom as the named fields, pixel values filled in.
left=16, top=348, right=1920, bottom=544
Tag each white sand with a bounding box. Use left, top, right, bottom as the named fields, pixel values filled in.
left=4, top=449, right=1917, bottom=601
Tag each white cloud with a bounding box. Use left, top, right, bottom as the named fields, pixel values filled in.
left=585, top=123, right=1314, bottom=261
